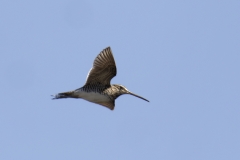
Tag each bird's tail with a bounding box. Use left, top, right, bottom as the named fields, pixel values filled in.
left=51, top=91, right=74, bottom=99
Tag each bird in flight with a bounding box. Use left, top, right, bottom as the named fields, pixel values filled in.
left=52, top=47, right=149, bottom=110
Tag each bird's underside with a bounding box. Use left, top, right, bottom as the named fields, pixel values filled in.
left=52, top=47, right=149, bottom=110
left=53, top=84, right=124, bottom=110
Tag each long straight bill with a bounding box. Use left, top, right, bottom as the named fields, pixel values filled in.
left=128, top=92, right=149, bottom=102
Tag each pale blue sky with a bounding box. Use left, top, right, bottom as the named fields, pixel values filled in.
left=1, top=0, right=240, bottom=159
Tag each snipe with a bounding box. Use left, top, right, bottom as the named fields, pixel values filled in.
left=52, top=47, right=149, bottom=110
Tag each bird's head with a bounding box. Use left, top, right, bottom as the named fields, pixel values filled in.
left=113, top=84, right=149, bottom=102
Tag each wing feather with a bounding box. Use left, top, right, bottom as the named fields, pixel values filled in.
left=97, top=101, right=115, bottom=110
left=85, top=47, right=117, bottom=86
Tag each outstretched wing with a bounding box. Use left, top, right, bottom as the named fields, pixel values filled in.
left=85, top=47, right=117, bottom=86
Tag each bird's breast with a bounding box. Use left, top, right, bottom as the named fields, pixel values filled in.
left=74, top=90, right=111, bottom=103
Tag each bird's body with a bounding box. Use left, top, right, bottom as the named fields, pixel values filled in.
left=52, top=47, right=149, bottom=110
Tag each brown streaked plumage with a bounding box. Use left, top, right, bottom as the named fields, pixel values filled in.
left=85, top=47, right=116, bottom=86
left=52, top=47, right=149, bottom=110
